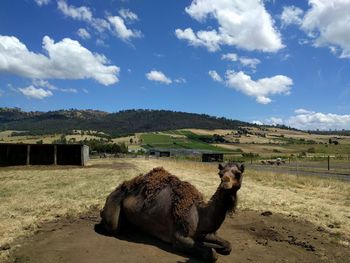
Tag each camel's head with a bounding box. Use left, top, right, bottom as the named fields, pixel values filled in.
left=218, top=162, right=244, bottom=191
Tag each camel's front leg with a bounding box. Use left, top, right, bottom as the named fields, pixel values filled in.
left=198, top=233, right=232, bottom=255
left=173, top=233, right=218, bottom=262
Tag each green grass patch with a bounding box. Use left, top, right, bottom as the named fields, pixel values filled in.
left=140, top=132, right=232, bottom=152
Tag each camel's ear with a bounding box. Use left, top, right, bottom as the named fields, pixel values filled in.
left=218, top=163, right=224, bottom=171
left=239, top=163, right=245, bottom=173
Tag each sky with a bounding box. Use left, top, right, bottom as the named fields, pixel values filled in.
left=1, top=0, right=350, bottom=130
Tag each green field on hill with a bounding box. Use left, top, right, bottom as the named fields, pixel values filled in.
left=140, top=132, right=234, bottom=152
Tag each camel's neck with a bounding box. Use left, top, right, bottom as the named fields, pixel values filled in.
left=197, top=187, right=237, bottom=234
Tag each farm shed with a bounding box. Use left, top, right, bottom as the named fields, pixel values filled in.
left=202, top=153, right=224, bottom=162
left=0, top=143, right=89, bottom=166
left=149, top=149, right=171, bottom=157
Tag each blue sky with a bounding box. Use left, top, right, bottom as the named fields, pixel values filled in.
left=1, top=0, right=350, bottom=130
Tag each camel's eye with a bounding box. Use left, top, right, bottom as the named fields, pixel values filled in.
left=235, top=173, right=241, bottom=180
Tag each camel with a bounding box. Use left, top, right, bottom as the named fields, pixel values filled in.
left=96, top=162, right=244, bottom=262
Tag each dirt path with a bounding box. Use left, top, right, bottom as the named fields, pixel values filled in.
left=10, top=210, right=349, bottom=263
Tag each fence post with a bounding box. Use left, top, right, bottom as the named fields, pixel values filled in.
left=26, top=145, right=31, bottom=165
left=328, top=155, right=330, bottom=171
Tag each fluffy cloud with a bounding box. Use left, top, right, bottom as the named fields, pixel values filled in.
left=57, top=0, right=92, bottom=21
left=174, top=77, right=187, bottom=84
left=280, top=6, right=304, bottom=26
left=57, top=1, right=140, bottom=42
left=108, top=16, right=141, bottom=41
left=238, top=57, right=261, bottom=69
left=0, top=35, right=119, bottom=85
left=301, top=0, right=350, bottom=58
left=261, top=109, right=350, bottom=130
left=176, top=0, right=284, bottom=52
left=287, top=109, right=350, bottom=130
left=118, top=9, right=138, bottom=21
left=224, top=71, right=292, bottom=104
left=60, top=88, right=78, bottom=93
left=32, top=79, right=57, bottom=90
left=19, top=85, right=53, bottom=99
left=221, top=53, right=261, bottom=69
left=146, top=70, right=172, bottom=85
left=208, top=70, right=223, bottom=82
left=282, top=1, right=350, bottom=58
left=77, top=28, right=91, bottom=40
left=265, top=117, right=284, bottom=126
left=57, top=1, right=110, bottom=32
left=175, top=28, right=221, bottom=52
left=34, top=0, right=50, bottom=6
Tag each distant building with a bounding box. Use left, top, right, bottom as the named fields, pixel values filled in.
left=147, top=148, right=225, bottom=162
left=0, top=143, right=89, bottom=166
left=201, top=153, right=224, bottom=162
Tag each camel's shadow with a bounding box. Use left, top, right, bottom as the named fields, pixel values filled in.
left=94, top=223, right=202, bottom=263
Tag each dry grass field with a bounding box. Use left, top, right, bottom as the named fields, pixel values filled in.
left=1, top=158, right=349, bottom=261
left=0, top=131, right=104, bottom=144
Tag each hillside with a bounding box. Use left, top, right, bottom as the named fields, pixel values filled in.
left=0, top=108, right=252, bottom=136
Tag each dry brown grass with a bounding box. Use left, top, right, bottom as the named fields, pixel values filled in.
left=213, top=143, right=295, bottom=155
left=185, top=129, right=234, bottom=136
left=1, top=158, right=349, bottom=261
left=0, top=132, right=103, bottom=144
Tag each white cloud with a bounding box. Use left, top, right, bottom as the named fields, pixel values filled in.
left=280, top=6, right=304, bottom=26
left=221, top=53, right=261, bottom=69
left=146, top=70, right=172, bottom=85
left=175, top=28, right=221, bottom=52
left=32, top=79, right=57, bottom=90
left=108, top=16, right=141, bottom=41
left=176, top=0, right=284, bottom=52
left=57, top=1, right=110, bottom=33
left=0, top=89, right=4, bottom=97
left=294, top=108, right=314, bottom=115
left=77, top=28, right=91, bottom=40
left=57, top=1, right=140, bottom=42
left=118, top=9, right=138, bottom=21
left=60, top=88, right=78, bottom=93
left=221, top=53, right=238, bottom=61
left=91, top=18, right=111, bottom=33
left=224, top=71, right=293, bottom=104
left=57, top=0, right=92, bottom=21
left=252, top=120, right=263, bottom=125
left=96, top=39, right=108, bottom=47
left=34, top=0, right=50, bottom=6
left=208, top=70, right=223, bottom=82
left=0, top=35, right=119, bottom=85
left=174, top=77, right=187, bottom=84
left=238, top=57, right=261, bottom=69
left=19, top=85, right=53, bottom=99
left=263, top=110, right=350, bottom=130
left=300, top=0, right=350, bottom=58
left=265, top=117, right=284, bottom=126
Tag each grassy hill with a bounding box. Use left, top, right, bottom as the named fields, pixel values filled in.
left=0, top=108, right=251, bottom=136
left=2, top=108, right=350, bottom=158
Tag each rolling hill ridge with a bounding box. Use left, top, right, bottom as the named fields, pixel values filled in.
left=0, top=108, right=253, bottom=136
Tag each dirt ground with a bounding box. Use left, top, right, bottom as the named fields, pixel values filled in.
left=9, top=209, right=350, bottom=263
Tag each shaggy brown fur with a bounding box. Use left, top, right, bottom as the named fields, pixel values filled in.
left=98, top=163, right=244, bottom=262
left=117, top=167, right=203, bottom=234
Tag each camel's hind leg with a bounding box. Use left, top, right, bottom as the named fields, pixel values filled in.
left=98, top=186, right=127, bottom=236
left=173, top=233, right=218, bottom=262
left=198, top=233, right=232, bottom=255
